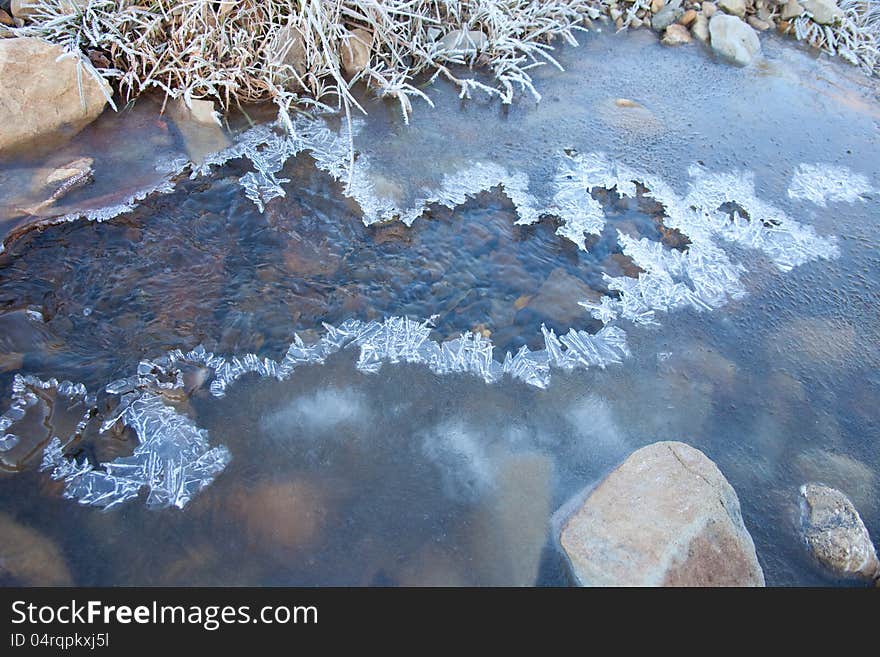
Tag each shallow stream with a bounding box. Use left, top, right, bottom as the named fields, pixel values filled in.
left=0, top=29, right=878, bottom=586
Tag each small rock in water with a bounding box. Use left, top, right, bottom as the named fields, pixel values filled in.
left=702, top=1, right=718, bottom=17
left=559, top=441, right=765, bottom=586
left=799, top=0, right=843, bottom=25
left=709, top=14, right=762, bottom=66
left=800, top=483, right=879, bottom=581
left=167, top=99, right=230, bottom=164
left=614, top=98, right=639, bottom=107
left=524, top=267, right=601, bottom=324
left=0, top=512, right=74, bottom=585
left=662, top=23, right=693, bottom=45
left=0, top=8, right=13, bottom=26
left=718, top=0, right=747, bottom=17
left=680, top=8, right=698, bottom=25
left=652, top=0, right=684, bottom=30
left=651, top=0, right=666, bottom=13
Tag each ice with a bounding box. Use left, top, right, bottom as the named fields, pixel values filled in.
left=0, top=374, right=95, bottom=453
left=41, top=392, right=230, bottom=510
left=787, top=163, right=874, bottom=207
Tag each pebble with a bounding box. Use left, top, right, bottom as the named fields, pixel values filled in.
left=663, top=23, right=694, bottom=45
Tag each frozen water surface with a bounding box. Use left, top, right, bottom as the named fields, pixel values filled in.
left=0, top=29, right=879, bottom=585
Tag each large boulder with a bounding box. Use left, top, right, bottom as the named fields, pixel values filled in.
left=0, top=37, right=110, bottom=155
left=800, top=483, right=879, bottom=581
left=709, top=14, right=761, bottom=66
left=559, top=441, right=765, bottom=586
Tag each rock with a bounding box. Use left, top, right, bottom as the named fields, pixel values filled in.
left=680, top=8, right=698, bottom=25
left=652, top=0, right=684, bottom=30
left=799, top=0, right=843, bottom=24
left=466, top=453, right=552, bottom=586
left=702, top=1, right=718, bottom=17
left=340, top=27, right=372, bottom=77
left=12, top=0, right=84, bottom=19
left=0, top=8, right=13, bottom=26
left=718, top=0, right=747, bottom=16
left=225, top=479, right=328, bottom=552
left=793, top=449, right=876, bottom=513
left=439, top=29, right=489, bottom=53
left=709, top=15, right=761, bottom=66
left=524, top=267, right=601, bottom=324
left=651, top=0, right=666, bottom=12
left=781, top=0, right=804, bottom=19
left=0, top=512, right=74, bottom=585
left=0, top=351, right=22, bottom=372
left=0, top=38, right=110, bottom=155
left=19, top=156, right=94, bottom=214
left=614, top=97, right=639, bottom=107
left=800, top=483, right=879, bottom=580
left=663, top=23, right=693, bottom=44
left=748, top=15, right=771, bottom=30
left=166, top=98, right=230, bottom=165
left=692, top=12, right=711, bottom=41
left=559, top=441, right=765, bottom=586
left=267, top=21, right=307, bottom=86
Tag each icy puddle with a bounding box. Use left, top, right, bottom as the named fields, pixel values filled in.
left=1, top=29, right=879, bottom=585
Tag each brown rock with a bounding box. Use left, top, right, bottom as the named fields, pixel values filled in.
left=0, top=351, right=23, bottom=372
left=0, top=38, right=110, bottom=155
left=225, top=479, right=328, bottom=552
left=0, top=8, right=14, bottom=26
left=780, top=0, right=804, bottom=19
left=680, top=8, right=698, bottom=25
left=651, top=0, right=666, bottom=13
left=0, top=512, right=74, bottom=585
left=800, top=483, right=879, bottom=580
left=560, top=441, right=765, bottom=586
left=525, top=267, right=601, bottom=324
left=747, top=15, right=771, bottom=30
left=267, top=21, right=307, bottom=87
left=663, top=23, right=693, bottom=44
left=340, top=27, right=372, bottom=77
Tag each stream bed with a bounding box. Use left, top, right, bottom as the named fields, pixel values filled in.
left=0, top=29, right=878, bottom=586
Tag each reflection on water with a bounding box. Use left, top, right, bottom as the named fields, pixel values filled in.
left=0, top=29, right=879, bottom=586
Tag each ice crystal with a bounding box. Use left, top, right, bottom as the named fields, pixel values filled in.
left=787, top=163, right=874, bottom=207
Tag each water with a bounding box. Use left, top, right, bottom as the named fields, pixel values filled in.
left=0, top=29, right=878, bottom=586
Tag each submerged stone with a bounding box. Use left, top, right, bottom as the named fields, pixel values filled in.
left=559, top=441, right=765, bottom=586
left=0, top=511, right=73, bottom=585
left=800, top=483, right=879, bottom=581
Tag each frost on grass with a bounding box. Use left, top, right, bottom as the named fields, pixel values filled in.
left=787, top=163, right=874, bottom=207
left=14, top=0, right=603, bottom=125
left=790, top=0, right=880, bottom=76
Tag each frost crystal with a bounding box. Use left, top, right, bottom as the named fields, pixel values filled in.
left=40, top=393, right=230, bottom=510
left=787, top=163, right=874, bottom=207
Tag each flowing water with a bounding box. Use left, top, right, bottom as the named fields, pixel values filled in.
left=0, top=29, right=878, bottom=586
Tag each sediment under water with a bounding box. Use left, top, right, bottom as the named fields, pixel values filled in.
left=0, top=29, right=878, bottom=586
